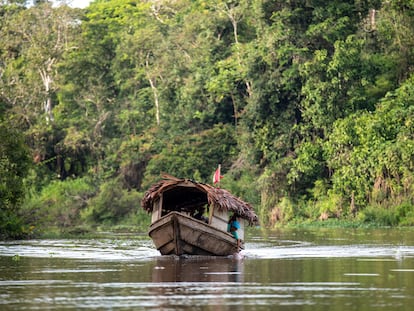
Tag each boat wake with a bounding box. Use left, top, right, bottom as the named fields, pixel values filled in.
left=243, top=242, right=414, bottom=260
left=1, top=239, right=414, bottom=262
left=0, top=239, right=159, bottom=261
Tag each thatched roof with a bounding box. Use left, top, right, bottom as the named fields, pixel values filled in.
left=141, top=174, right=259, bottom=225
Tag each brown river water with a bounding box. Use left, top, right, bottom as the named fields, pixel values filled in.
left=0, top=228, right=414, bottom=310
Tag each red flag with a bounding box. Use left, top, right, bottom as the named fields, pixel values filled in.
left=213, top=165, right=223, bottom=184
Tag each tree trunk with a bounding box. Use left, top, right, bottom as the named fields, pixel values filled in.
left=148, top=77, right=160, bottom=126
left=39, top=58, right=55, bottom=123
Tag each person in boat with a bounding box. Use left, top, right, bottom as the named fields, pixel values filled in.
left=228, top=214, right=241, bottom=248
left=193, top=208, right=209, bottom=223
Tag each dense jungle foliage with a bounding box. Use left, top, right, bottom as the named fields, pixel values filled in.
left=1, top=0, right=414, bottom=238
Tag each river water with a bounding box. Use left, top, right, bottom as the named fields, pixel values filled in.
left=1, top=228, right=414, bottom=310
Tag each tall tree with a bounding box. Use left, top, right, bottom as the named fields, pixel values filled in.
left=0, top=119, right=31, bottom=238
left=1, top=2, right=81, bottom=124
left=0, top=2, right=83, bottom=182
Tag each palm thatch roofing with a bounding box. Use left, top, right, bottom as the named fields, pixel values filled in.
left=141, top=174, right=259, bottom=225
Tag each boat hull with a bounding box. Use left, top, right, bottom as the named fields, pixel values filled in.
left=149, top=212, right=242, bottom=256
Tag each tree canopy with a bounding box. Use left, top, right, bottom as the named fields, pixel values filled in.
left=1, top=0, right=414, bottom=237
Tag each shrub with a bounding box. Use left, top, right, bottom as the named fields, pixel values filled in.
left=358, top=202, right=414, bottom=227
left=21, top=177, right=96, bottom=232
left=81, top=179, right=140, bottom=225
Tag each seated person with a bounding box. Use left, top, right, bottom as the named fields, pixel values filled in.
left=193, top=209, right=209, bottom=223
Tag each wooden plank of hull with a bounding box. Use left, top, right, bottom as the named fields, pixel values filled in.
left=149, top=212, right=241, bottom=256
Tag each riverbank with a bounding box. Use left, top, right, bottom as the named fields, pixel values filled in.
left=272, top=204, right=414, bottom=229
left=12, top=204, right=414, bottom=241
left=282, top=218, right=397, bottom=229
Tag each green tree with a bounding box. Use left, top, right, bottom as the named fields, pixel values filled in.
left=238, top=1, right=314, bottom=223
left=325, top=74, right=414, bottom=215
left=1, top=3, right=82, bottom=124
left=0, top=120, right=31, bottom=238
left=0, top=3, right=83, bottom=181
left=143, top=123, right=238, bottom=187
left=57, top=0, right=133, bottom=181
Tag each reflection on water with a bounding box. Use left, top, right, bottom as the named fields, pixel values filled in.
left=152, top=256, right=244, bottom=283
left=0, top=229, right=413, bottom=310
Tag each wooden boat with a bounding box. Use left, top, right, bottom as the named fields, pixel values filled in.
left=141, top=174, right=258, bottom=256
